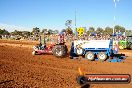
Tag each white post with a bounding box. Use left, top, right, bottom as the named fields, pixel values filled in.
left=75, top=10, right=77, bottom=36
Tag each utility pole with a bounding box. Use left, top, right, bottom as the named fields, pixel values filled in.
left=113, top=0, right=116, bottom=35
left=75, top=10, right=77, bottom=36
left=113, top=0, right=120, bottom=35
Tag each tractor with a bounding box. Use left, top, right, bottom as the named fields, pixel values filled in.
left=32, top=33, right=68, bottom=58
left=118, top=36, right=132, bottom=50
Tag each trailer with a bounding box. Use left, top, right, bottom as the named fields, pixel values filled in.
left=69, top=40, right=125, bottom=62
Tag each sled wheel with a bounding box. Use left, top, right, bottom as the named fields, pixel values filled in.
left=97, top=52, right=107, bottom=61
left=76, top=48, right=83, bottom=55
left=85, top=51, right=95, bottom=61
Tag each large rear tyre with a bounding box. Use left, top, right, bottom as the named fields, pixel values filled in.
left=130, top=44, right=132, bottom=50
left=85, top=51, right=95, bottom=61
left=119, top=45, right=124, bottom=50
left=97, top=52, right=107, bottom=61
left=52, top=45, right=67, bottom=57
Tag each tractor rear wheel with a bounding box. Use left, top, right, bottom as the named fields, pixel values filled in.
left=130, top=44, right=132, bottom=50
left=119, top=45, right=124, bottom=50
left=52, top=45, right=67, bottom=57
left=97, top=52, right=107, bottom=61
left=85, top=51, right=95, bottom=61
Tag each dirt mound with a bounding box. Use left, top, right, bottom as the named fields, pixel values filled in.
left=0, top=40, right=132, bottom=88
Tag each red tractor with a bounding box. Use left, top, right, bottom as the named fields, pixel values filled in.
left=32, top=33, right=68, bottom=57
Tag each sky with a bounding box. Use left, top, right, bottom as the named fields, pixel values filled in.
left=0, top=0, right=132, bottom=32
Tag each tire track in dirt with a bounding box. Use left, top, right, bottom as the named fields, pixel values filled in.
left=0, top=40, right=132, bottom=88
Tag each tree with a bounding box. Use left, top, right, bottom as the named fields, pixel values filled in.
left=22, top=31, right=31, bottom=38
left=66, top=28, right=73, bottom=34
left=0, top=29, right=10, bottom=35
left=89, top=27, right=95, bottom=32
left=114, top=25, right=125, bottom=34
left=54, top=30, right=59, bottom=34
left=104, top=27, right=113, bottom=35
left=32, top=27, right=40, bottom=35
left=42, top=29, right=48, bottom=34
left=126, top=30, right=132, bottom=36
left=3, top=29, right=10, bottom=35
left=61, top=29, right=66, bottom=33
left=0, top=29, right=3, bottom=34
left=65, top=20, right=73, bottom=34
left=11, top=30, right=20, bottom=35
left=87, top=27, right=95, bottom=35
left=47, top=29, right=53, bottom=35
left=32, top=27, right=40, bottom=38
left=96, top=27, right=104, bottom=33
left=65, top=20, right=72, bottom=28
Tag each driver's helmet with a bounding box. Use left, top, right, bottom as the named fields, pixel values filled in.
left=43, top=44, right=46, bottom=48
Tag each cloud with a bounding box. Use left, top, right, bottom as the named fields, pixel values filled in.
left=0, top=23, right=32, bottom=32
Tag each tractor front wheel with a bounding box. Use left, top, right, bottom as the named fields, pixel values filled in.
left=32, top=51, right=36, bottom=55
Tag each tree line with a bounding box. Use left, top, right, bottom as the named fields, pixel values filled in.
left=63, top=25, right=132, bottom=36
left=0, top=27, right=59, bottom=37
left=0, top=25, right=132, bottom=38
left=87, top=25, right=126, bottom=36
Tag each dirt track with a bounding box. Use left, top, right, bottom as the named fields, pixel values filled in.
left=0, top=40, right=132, bottom=88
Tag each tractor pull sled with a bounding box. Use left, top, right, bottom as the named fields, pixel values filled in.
left=70, top=40, right=126, bottom=62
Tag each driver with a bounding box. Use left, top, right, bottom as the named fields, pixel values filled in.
left=39, top=42, right=42, bottom=50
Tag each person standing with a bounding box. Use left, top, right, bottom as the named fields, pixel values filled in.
left=114, top=42, right=118, bottom=54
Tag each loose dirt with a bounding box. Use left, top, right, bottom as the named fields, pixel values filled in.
left=0, top=40, right=132, bottom=88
